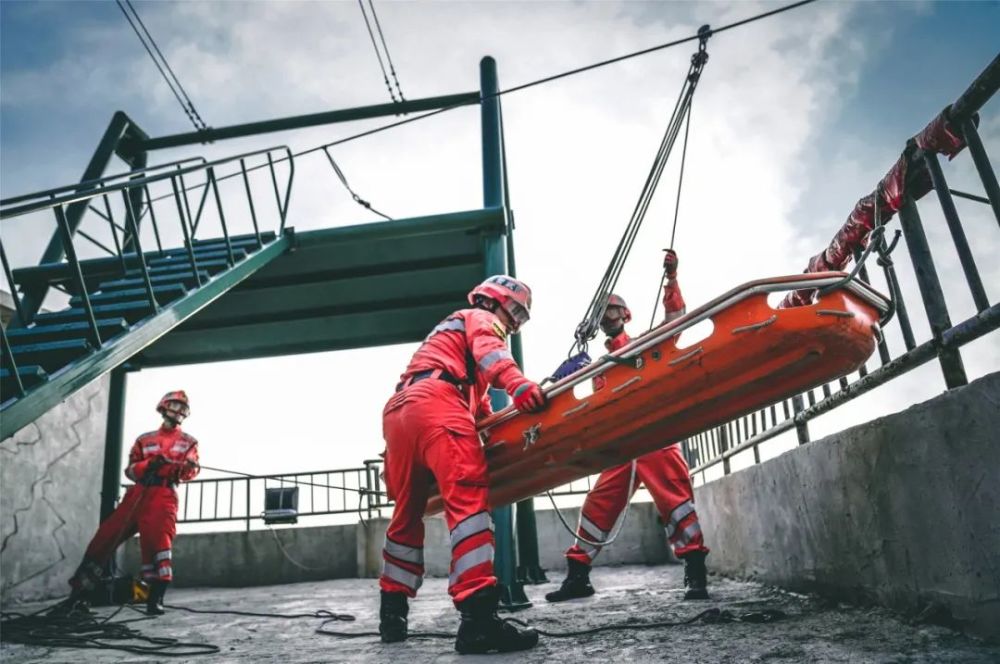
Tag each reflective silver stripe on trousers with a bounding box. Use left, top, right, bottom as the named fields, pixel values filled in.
left=450, top=511, right=493, bottom=548
left=578, top=515, right=608, bottom=541
left=382, top=560, right=423, bottom=591
left=384, top=538, right=424, bottom=565
left=426, top=318, right=465, bottom=340
left=159, top=565, right=173, bottom=578
left=578, top=541, right=600, bottom=559
left=674, top=521, right=703, bottom=546
left=478, top=349, right=513, bottom=371
left=155, top=550, right=172, bottom=562
left=449, top=543, right=494, bottom=585
left=665, top=501, right=696, bottom=538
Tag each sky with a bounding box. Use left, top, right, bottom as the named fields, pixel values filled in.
left=1, top=1, right=998, bottom=527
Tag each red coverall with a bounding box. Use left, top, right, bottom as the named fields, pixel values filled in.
left=566, top=278, right=709, bottom=565
left=72, top=425, right=199, bottom=588
left=380, top=308, right=529, bottom=605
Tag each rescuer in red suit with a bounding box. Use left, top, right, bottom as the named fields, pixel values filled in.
left=65, top=391, right=200, bottom=615
left=378, top=275, right=547, bottom=655
left=546, top=250, right=711, bottom=602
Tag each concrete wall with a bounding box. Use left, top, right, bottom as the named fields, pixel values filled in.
left=123, top=522, right=358, bottom=587
left=121, top=501, right=673, bottom=589
left=694, top=371, right=1000, bottom=642
left=1, top=376, right=110, bottom=604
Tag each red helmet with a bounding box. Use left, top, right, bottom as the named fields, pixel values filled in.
left=468, top=275, right=533, bottom=331
left=157, top=390, right=190, bottom=423
left=602, top=294, right=632, bottom=324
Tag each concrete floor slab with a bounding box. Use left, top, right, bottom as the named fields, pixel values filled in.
left=3, top=565, right=998, bottom=663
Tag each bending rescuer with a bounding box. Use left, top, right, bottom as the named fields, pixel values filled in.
left=377, top=275, right=548, bottom=655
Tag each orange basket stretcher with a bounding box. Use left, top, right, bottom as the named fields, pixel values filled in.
left=425, top=273, right=890, bottom=515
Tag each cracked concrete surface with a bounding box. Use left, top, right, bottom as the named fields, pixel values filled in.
left=1, top=377, right=109, bottom=604
left=3, top=565, right=998, bottom=663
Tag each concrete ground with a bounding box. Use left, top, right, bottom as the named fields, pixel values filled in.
left=2, top=564, right=998, bottom=663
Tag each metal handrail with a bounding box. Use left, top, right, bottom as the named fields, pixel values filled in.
left=0, top=156, right=208, bottom=207
left=0, top=146, right=293, bottom=219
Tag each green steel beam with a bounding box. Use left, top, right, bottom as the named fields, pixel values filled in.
left=176, top=264, right=483, bottom=330
left=0, top=234, right=291, bottom=439
left=139, top=92, right=480, bottom=152
left=100, top=368, right=127, bottom=521
left=18, top=112, right=148, bottom=325
left=479, top=55, right=530, bottom=610
left=133, top=299, right=461, bottom=367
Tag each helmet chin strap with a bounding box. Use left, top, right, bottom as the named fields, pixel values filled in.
left=601, top=320, right=625, bottom=338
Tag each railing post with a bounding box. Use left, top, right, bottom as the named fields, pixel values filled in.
left=718, top=425, right=731, bottom=475
left=791, top=394, right=810, bottom=445
left=54, top=206, right=102, bottom=349
left=246, top=477, right=252, bottom=532
left=897, top=196, right=968, bottom=388
left=922, top=151, right=990, bottom=312
left=961, top=117, right=1000, bottom=228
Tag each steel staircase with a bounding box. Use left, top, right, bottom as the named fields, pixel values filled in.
left=1, top=147, right=295, bottom=438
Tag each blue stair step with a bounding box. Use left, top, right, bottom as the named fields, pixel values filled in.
left=6, top=319, right=129, bottom=345
left=129, top=258, right=231, bottom=277
left=98, top=270, right=210, bottom=293
left=6, top=339, right=93, bottom=373
left=1, top=365, right=49, bottom=398
left=33, top=300, right=156, bottom=327
left=73, top=284, right=187, bottom=307
left=149, top=247, right=248, bottom=267
left=10, top=231, right=273, bottom=288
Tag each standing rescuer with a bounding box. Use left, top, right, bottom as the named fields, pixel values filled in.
left=378, top=275, right=547, bottom=655
left=546, top=250, right=711, bottom=603
left=65, top=391, right=200, bottom=616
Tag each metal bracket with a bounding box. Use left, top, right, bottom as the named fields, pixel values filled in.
left=602, top=353, right=644, bottom=370
left=522, top=424, right=542, bottom=450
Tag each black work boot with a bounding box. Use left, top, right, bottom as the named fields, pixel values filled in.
left=455, top=586, right=539, bottom=655
left=379, top=591, right=409, bottom=643
left=545, top=559, right=595, bottom=602
left=147, top=580, right=169, bottom=615
left=681, top=550, right=709, bottom=600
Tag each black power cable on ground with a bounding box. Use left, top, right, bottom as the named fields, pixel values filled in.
left=315, top=606, right=787, bottom=640
left=0, top=603, right=221, bottom=657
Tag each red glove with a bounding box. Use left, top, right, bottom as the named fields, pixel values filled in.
left=663, top=249, right=679, bottom=278
left=510, top=381, right=547, bottom=414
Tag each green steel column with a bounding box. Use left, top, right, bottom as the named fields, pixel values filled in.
left=480, top=55, right=530, bottom=610
left=18, top=113, right=133, bottom=324
left=505, top=206, right=546, bottom=585
left=100, top=367, right=128, bottom=521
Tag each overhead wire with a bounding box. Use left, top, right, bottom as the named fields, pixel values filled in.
left=115, top=0, right=208, bottom=131
left=165, top=0, right=816, bottom=205
left=367, top=0, right=406, bottom=102
left=358, top=0, right=400, bottom=103
left=146, top=0, right=819, bottom=207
